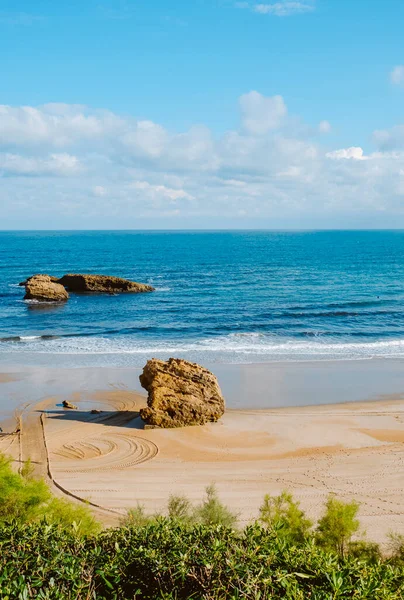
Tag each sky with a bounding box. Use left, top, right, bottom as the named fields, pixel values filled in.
left=1, top=0, right=404, bottom=229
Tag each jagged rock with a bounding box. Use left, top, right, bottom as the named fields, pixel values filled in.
left=62, top=400, right=78, bottom=409
left=57, top=274, right=154, bottom=294
left=24, top=275, right=69, bottom=303
left=91, top=409, right=102, bottom=414
left=139, top=358, right=225, bottom=428
left=19, top=274, right=59, bottom=286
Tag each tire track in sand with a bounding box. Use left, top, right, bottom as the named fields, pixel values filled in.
left=52, top=433, right=158, bottom=473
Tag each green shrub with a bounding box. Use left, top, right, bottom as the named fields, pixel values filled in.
left=0, top=452, right=99, bottom=536
left=1, top=520, right=404, bottom=599
left=259, top=490, right=312, bottom=544
left=316, top=495, right=360, bottom=557
left=194, top=484, right=238, bottom=528
left=167, top=494, right=195, bottom=523
left=0, top=453, right=51, bottom=524
left=388, top=532, right=404, bottom=563
left=121, top=503, right=158, bottom=527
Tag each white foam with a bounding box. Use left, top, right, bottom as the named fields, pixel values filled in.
left=2, top=332, right=404, bottom=363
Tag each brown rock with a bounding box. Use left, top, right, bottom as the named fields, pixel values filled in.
left=57, top=274, right=154, bottom=294
left=24, top=275, right=69, bottom=303
left=19, top=274, right=59, bottom=286
left=62, top=400, right=77, bottom=409
left=139, top=358, right=225, bottom=428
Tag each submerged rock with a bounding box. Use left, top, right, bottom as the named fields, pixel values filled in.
left=139, top=358, right=225, bottom=428
left=24, top=275, right=69, bottom=303
left=57, top=274, right=154, bottom=294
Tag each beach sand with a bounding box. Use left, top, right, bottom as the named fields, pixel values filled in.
left=1, top=367, right=404, bottom=545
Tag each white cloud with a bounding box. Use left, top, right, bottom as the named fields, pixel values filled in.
left=373, top=125, right=404, bottom=150
left=93, top=185, right=108, bottom=197
left=390, top=65, right=404, bottom=86
left=326, top=147, right=366, bottom=160
left=1, top=94, right=404, bottom=227
left=130, top=181, right=194, bottom=201
left=0, top=152, right=80, bottom=175
left=318, top=120, right=331, bottom=134
left=240, top=91, right=287, bottom=135
left=236, top=1, right=315, bottom=16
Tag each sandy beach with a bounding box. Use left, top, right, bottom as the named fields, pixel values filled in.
left=1, top=363, right=404, bottom=545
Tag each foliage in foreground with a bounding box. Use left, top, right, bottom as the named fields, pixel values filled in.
left=0, top=453, right=100, bottom=536
left=1, top=519, right=404, bottom=600
left=1, top=451, right=404, bottom=598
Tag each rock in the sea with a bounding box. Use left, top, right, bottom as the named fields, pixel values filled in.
left=139, top=358, right=225, bottom=428
left=62, top=400, right=77, bottom=409
left=57, top=274, right=154, bottom=294
left=24, top=275, right=69, bottom=303
left=19, top=274, right=59, bottom=286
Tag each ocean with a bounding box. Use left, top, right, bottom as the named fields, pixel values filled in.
left=1, top=230, right=404, bottom=368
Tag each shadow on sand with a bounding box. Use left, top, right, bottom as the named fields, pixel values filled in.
left=39, top=409, right=146, bottom=430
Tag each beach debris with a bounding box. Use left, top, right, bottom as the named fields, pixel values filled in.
left=139, top=358, right=225, bottom=428
left=62, top=400, right=78, bottom=410
left=57, top=274, right=154, bottom=294
left=23, top=275, right=69, bottom=303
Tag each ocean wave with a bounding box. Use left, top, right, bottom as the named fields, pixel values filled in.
left=1, top=332, right=404, bottom=363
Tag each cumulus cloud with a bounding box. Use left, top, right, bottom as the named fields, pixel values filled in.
left=1, top=93, right=404, bottom=227
left=0, top=152, right=80, bottom=176
left=390, top=65, right=404, bottom=86
left=326, top=147, right=366, bottom=160
left=373, top=125, right=404, bottom=151
left=240, top=91, right=287, bottom=135
left=236, top=1, right=315, bottom=16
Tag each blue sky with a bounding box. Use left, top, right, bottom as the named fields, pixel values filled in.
left=1, top=0, right=404, bottom=228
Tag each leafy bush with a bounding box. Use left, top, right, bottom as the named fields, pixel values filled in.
left=1, top=520, right=404, bottom=599
left=316, top=495, right=360, bottom=557
left=259, top=490, right=312, bottom=544
left=1, top=453, right=404, bottom=598
left=0, top=452, right=99, bottom=536
left=194, top=484, right=238, bottom=528
left=167, top=494, right=194, bottom=523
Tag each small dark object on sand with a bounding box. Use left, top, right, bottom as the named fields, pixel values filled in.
left=62, top=400, right=78, bottom=409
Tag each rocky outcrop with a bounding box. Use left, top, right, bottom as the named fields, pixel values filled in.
left=24, top=275, right=69, bottom=303
left=139, top=358, right=225, bottom=428
left=19, top=274, right=59, bottom=286
left=57, top=274, right=154, bottom=294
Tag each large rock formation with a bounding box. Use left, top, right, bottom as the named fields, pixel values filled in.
left=57, top=274, right=154, bottom=294
left=19, top=274, right=59, bottom=287
left=24, top=275, right=69, bottom=303
left=139, top=358, right=225, bottom=428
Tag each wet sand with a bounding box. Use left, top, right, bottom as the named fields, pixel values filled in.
left=1, top=366, right=404, bottom=545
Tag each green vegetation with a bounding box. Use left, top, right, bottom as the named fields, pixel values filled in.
left=0, top=453, right=100, bottom=536
left=1, top=452, right=404, bottom=598
left=259, top=490, right=312, bottom=544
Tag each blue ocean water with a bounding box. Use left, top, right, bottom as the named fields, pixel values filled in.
left=0, top=230, right=404, bottom=367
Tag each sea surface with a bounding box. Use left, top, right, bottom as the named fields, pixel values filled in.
left=1, top=230, right=404, bottom=368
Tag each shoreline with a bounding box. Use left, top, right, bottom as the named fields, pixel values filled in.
left=1, top=357, right=404, bottom=419
left=1, top=378, right=403, bottom=545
